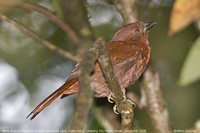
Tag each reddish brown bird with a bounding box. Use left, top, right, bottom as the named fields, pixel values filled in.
left=27, top=21, right=156, bottom=120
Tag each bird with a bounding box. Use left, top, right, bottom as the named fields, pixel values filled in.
left=27, top=21, right=156, bottom=120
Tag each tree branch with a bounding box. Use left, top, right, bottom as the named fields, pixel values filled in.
left=69, top=39, right=103, bottom=130
left=142, top=68, right=172, bottom=133
left=0, top=0, right=82, bottom=47
left=113, top=0, right=137, bottom=24
left=70, top=38, right=134, bottom=132
left=0, top=15, right=79, bottom=62
left=97, top=39, right=134, bottom=132
left=61, top=0, right=95, bottom=42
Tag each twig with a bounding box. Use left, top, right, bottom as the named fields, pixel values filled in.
left=97, top=39, right=134, bottom=132
left=0, top=15, right=80, bottom=62
left=69, top=39, right=103, bottom=131
left=113, top=0, right=137, bottom=24
left=0, top=0, right=82, bottom=47
left=61, top=0, right=95, bottom=41
left=142, top=68, right=172, bottom=133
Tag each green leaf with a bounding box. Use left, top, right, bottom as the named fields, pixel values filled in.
left=179, top=36, right=200, bottom=86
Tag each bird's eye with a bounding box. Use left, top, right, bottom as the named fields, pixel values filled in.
left=134, top=28, right=140, bottom=34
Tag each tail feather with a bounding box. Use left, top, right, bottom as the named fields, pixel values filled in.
left=26, top=78, right=77, bottom=120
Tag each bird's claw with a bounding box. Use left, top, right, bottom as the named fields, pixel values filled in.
left=107, top=93, right=115, bottom=103
left=107, top=93, right=120, bottom=114
left=113, top=104, right=119, bottom=114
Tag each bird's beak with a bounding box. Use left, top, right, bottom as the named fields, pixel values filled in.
left=144, top=22, right=156, bottom=32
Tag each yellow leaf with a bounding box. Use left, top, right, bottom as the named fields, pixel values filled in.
left=170, top=0, right=200, bottom=34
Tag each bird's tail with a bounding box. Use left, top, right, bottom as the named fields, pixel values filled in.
left=26, top=78, right=78, bottom=120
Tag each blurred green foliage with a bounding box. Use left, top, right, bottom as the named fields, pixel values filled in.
left=180, top=37, right=200, bottom=86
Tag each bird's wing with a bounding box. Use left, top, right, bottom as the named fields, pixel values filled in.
left=108, top=41, right=143, bottom=65
left=108, top=41, right=147, bottom=87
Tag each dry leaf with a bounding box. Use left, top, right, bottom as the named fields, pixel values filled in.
left=170, top=0, right=200, bottom=34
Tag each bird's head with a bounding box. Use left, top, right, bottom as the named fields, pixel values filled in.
left=111, top=21, right=156, bottom=44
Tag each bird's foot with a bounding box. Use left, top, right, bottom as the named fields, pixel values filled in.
left=107, top=87, right=126, bottom=103
left=107, top=94, right=119, bottom=114
left=113, top=99, right=136, bottom=114
left=127, top=99, right=136, bottom=108
left=107, top=88, right=128, bottom=114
